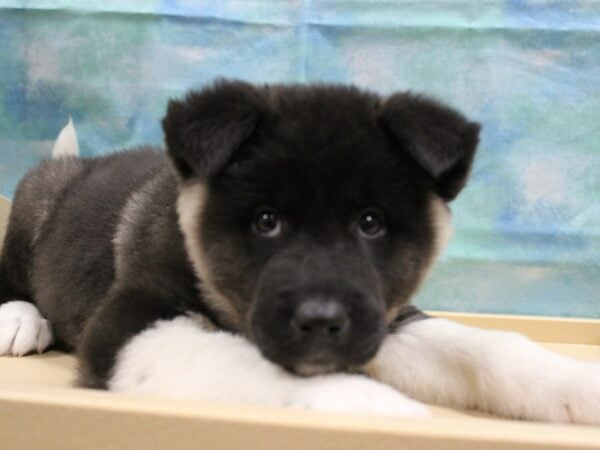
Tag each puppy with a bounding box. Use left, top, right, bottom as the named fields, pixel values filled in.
left=0, top=80, right=598, bottom=423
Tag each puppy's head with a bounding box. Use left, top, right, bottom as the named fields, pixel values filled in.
left=163, top=79, right=480, bottom=375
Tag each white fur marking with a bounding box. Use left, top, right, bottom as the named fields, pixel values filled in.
left=109, top=316, right=430, bottom=417
left=366, top=318, right=600, bottom=424
left=177, top=183, right=242, bottom=328
left=51, top=117, right=79, bottom=158
left=0, top=301, right=53, bottom=356
left=430, top=195, right=453, bottom=258
left=286, top=375, right=430, bottom=417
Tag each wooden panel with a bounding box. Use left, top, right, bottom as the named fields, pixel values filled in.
left=1, top=386, right=600, bottom=450
left=431, top=311, right=600, bottom=345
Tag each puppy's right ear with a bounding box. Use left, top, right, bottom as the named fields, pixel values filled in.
left=162, top=80, right=264, bottom=180
left=380, top=93, right=481, bottom=201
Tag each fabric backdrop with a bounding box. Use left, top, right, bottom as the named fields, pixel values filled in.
left=0, top=0, right=598, bottom=317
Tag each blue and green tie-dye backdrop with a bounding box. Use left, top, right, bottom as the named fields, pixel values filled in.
left=0, top=1, right=598, bottom=317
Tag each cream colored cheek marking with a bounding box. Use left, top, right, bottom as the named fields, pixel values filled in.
left=177, top=183, right=242, bottom=329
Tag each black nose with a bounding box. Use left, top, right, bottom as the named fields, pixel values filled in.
left=291, top=300, right=350, bottom=339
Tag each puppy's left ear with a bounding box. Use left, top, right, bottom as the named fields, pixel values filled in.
left=379, top=93, right=481, bottom=201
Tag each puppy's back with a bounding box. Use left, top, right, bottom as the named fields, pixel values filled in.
left=0, top=149, right=170, bottom=346
left=1, top=155, right=85, bottom=301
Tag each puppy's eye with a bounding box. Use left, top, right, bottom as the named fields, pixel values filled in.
left=253, top=209, right=282, bottom=237
left=357, top=209, right=386, bottom=239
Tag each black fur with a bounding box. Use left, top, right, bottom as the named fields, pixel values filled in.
left=162, top=80, right=264, bottom=180
left=0, top=79, right=480, bottom=385
left=380, top=93, right=480, bottom=200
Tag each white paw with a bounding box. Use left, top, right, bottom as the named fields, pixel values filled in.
left=557, top=363, right=600, bottom=425
left=492, top=358, right=600, bottom=425
left=288, top=374, right=430, bottom=418
left=0, top=301, right=53, bottom=356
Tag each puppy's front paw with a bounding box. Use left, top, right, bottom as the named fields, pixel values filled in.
left=560, top=364, right=600, bottom=425
left=510, top=360, right=600, bottom=425
left=0, top=301, right=53, bottom=356
left=288, top=374, right=430, bottom=418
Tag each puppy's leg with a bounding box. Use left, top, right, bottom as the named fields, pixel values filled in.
left=109, top=316, right=430, bottom=416
left=366, top=317, right=600, bottom=424
left=83, top=292, right=429, bottom=417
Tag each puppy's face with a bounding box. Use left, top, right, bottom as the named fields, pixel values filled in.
left=164, top=81, right=480, bottom=375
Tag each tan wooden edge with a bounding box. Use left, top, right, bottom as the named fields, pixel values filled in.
left=1, top=385, right=600, bottom=450
left=430, top=311, right=600, bottom=345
